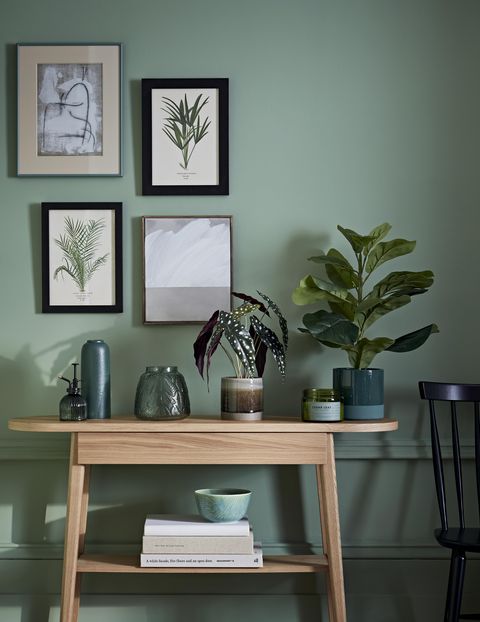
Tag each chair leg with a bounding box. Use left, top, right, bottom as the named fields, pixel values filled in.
left=446, top=551, right=466, bottom=622
left=444, top=552, right=456, bottom=621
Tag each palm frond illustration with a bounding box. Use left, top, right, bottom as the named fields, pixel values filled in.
left=53, top=217, right=109, bottom=293
left=162, top=93, right=211, bottom=170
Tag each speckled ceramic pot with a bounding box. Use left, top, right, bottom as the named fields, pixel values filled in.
left=221, top=377, right=263, bottom=421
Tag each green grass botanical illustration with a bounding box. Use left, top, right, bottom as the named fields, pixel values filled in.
left=54, top=217, right=109, bottom=293
left=162, top=93, right=210, bottom=170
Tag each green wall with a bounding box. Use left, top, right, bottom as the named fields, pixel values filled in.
left=1, top=0, right=480, bottom=620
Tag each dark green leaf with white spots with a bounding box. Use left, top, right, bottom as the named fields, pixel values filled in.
left=256, top=290, right=289, bottom=351
left=250, top=315, right=286, bottom=380
left=230, top=302, right=260, bottom=320
left=217, top=311, right=257, bottom=377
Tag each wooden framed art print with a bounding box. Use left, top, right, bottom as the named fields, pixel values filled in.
left=42, top=202, right=123, bottom=313
left=142, top=78, right=229, bottom=195
left=17, top=43, right=122, bottom=176
left=142, top=216, right=232, bottom=323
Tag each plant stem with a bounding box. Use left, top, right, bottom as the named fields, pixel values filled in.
left=219, top=343, right=243, bottom=378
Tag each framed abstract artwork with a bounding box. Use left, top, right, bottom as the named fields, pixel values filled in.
left=142, top=78, right=229, bottom=195
left=17, top=44, right=122, bottom=176
left=142, top=216, right=232, bottom=324
left=42, top=202, right=123, bottom=313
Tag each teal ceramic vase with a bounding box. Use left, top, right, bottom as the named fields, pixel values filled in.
left=81, top=340, right=111, bottom=419
left=134, top=366, right=190, bottom=420
left=333, top=368, right=384, bottom=420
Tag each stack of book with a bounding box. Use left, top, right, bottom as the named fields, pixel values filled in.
left=140, top=514, right=263, bottom=568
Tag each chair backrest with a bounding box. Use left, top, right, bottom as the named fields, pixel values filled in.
left=419, top=381, right=480, bottom=531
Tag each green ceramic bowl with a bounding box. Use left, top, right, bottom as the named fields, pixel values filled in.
left=195, top=488, right=252, bottom=522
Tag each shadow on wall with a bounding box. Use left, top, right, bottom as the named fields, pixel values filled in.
left=0, top=326, right=117, bottom=432
left=255, top=228, right=332, bottom=416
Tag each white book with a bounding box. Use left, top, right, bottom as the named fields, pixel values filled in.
left=142, top=530, right=254, bottom=554
left=143, top=514, right=250, bottom=537
left=140, top=544, right=263, bottom=568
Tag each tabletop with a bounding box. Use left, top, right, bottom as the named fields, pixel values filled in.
left=8, top=415, right=398, bottom=434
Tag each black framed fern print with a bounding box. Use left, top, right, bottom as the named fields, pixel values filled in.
left=41, top=202, right=123, bottom=313
left=141, top=78, right=229, bottom=195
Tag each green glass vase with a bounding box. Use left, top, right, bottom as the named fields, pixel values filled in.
left=134, top=366, right=190, bottom=420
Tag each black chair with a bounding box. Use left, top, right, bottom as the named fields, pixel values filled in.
left=419, top=381, right=480, bottom=621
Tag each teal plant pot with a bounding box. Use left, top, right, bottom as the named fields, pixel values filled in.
left=333, top=368, right=384, bottom=420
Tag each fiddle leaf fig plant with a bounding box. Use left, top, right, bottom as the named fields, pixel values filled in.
left=194, top=291, right=288, bottom=386
left=292, top=223, right=438, bottom=369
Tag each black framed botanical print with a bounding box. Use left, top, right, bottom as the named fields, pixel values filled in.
left=17, top=44, right=123, bottom=176
left=142, top=216, right=232, bottom=323
left=42, top=203, right=123, bottom=313
left=142, top=78, right=229, bottom=195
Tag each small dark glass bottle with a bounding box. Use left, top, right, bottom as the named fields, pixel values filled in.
left=59, top=363, right=87, bottom=421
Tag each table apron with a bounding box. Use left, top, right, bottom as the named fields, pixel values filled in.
left=76, top=432, right=328, bottom=465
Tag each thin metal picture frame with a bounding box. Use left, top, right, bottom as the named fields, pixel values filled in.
left=142, top=78, right=229, bottom=195
left=142, top=215, right=232, bottom=324
left=17, top=43, right=123, bottom=176
left=42, top=202, right=123, bottom=313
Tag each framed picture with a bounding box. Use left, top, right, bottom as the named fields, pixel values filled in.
left=17, top=43, right=123, bottom=176
left=142, top=78, right=228, bottom=195
left=143, top=216, right=232, bottom=324
left=42, top=202, right=123, bottom=313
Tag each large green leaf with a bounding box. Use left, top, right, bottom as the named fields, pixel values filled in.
left=370, top=270, right=434, bottom=299
left=356, top=296, right=383, bottom=314
left=359, top=294, right=412, bottom=332
left=302, top=310, right=358, bottom=346
left=365, top=238, right=416, bottom=274
left=328, top=299, right=356, bottom=321
left=387, top=324, right=439, bottom=353
left=307, top=249, right=357, bottom=289
left=337, top=225, right=376, bottom=254
left=308, top=250, right=351, bottom=269
left=344, top=337, right=395, bottom=369
left=325, top=249, right=358, bottom=289
left=292, top=275, right=351, bottom=305
left=250, top=316, right=286, bottom=379
left=362, top=223, right=392, bottom=255
left=292, top=276, right=325, bottom=305
left=310, top=276, right=351, bottom=300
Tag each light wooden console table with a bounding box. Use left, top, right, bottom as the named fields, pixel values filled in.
left=8, top=415, right=397, bottom=622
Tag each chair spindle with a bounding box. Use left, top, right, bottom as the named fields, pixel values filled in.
left=475, top=402, right=480, bottom=524
left=451, top=402, right=465, bottom=529
left=429, top=399, right=448, bottom=531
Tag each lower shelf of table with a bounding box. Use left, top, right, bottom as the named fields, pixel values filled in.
left=77, top=554, right=328, bottom=574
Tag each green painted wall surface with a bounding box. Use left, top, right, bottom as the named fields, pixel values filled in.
left=1, top=0, right=480, bottom=620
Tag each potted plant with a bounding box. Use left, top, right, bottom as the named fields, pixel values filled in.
left=292, top=223, right=438, bottom=419
left=193, top=291, right=288, bottom=420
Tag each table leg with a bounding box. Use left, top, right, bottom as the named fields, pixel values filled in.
left=60, top=434, right=90, bottom=622
left=316, top=434, right=346, bottom=622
